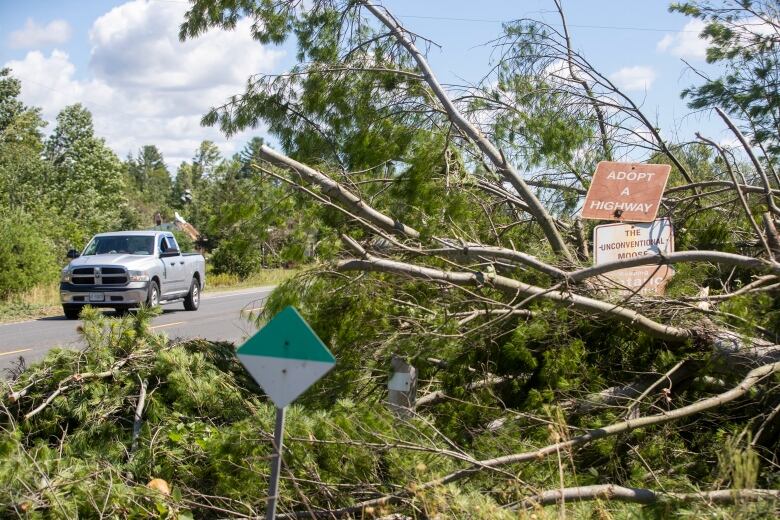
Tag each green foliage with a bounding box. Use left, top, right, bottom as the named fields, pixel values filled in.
left=195, top=141, right=334, bottom=272
left=671, top=1, right=780, bottom=160
left=717, top=433, right=760, bottom=490
left=210, top=234, right=263, bottom=277
left=489, top=64, right=592, bottom=170
left=720, top=292, right=780, bottom=338
left=0, top=309, right=463, bottom=517
left=0, top=68, right=51, bottom=216
left=171, top=229, right=195, bottom=253
left=125, top=145, right=173, bottom=223
left=0, top=210, right=58, bottom=297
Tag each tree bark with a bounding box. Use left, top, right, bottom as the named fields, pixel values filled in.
left=514, top=485, right=780, bottom=509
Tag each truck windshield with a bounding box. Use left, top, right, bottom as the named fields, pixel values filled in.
left=82, top=236, right=155, bottom=256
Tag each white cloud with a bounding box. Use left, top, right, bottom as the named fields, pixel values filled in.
left=4, top=0, right=284, bottom=168
left=608, top=66, right=656, bottom=92
left=8, top=18, right=72, bottom=49
left=656, top=19, right=708, bottom=59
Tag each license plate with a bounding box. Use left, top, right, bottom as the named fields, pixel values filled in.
left=89, top=292, right=105, bottom=302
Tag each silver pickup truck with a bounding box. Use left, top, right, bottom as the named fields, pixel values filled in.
left=60, top=231, right=206, bottom=319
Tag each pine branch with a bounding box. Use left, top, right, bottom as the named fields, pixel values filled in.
left=22, top=355, right=137, bottom=421
left=360, top=1, right=575, bottom=262
left=280, top=361, right=780, bottom=518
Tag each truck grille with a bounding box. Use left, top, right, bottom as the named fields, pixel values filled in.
left=71, top=267, right=128, bottom=285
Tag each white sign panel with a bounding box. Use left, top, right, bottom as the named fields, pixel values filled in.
left=593, top=218, right=675, bottom=295
left=594, top=217, right=673, bottom=263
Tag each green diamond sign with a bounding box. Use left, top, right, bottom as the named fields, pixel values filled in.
left=237, top=306, right=335, bottom=408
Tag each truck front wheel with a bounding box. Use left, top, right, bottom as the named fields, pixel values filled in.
left=146, top=281, right=160, bottom=308
left=63, top=305, right=82, bottom=320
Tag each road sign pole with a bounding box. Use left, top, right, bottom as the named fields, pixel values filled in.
left=266, top=406, right=286, bottom=520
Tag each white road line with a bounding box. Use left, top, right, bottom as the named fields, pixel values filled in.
left=0, top=348, right=32, bottom=357
left=151, top=321, right=186, bottom=330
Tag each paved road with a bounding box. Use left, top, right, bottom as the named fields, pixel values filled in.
left=0, top=286, right=274, bottom=374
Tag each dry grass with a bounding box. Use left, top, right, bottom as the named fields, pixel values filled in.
left=206, top=268, right=300, bottom=291
left=0, top=283, right=61, bottom=323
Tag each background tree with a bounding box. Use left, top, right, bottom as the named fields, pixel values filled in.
left=171, top=161, right=195, bottom=210
left=0, top=68, right=51, bottom=213
left=125, top=145, right=173, bottom=225
left=191, top=139, right=221, bottom=185
left=0, top=211, right=58, bottom=298
left=673, top=0, right=780, bottom=167
left=181, top=140, right=221, bottom=232
left=45, top=104, right=127, bottom=246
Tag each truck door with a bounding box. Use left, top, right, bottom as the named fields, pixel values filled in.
left=167, top=235, right=189, bottom=292
left=159, top=235, right=186, bottom=295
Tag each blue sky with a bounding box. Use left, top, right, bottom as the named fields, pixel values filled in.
left=0, top=0, right=722, bottom=168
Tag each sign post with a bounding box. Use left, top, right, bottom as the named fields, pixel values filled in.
left=236, top=306, right=336, bottom=519
left=582, top=161, right=671, bottom=222
left=266, top=407, right=286, bottom=520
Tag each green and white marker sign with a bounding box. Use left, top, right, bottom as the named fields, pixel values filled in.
left=237, top=306, right=335, bottom=519
left=237, top=306, right=335, bottom=408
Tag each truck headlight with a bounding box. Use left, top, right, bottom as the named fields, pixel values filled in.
left=61, top=268, right=72, bottom=283
left=128, top=270, right=150, bottom=282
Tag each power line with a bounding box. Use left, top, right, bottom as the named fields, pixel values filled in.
left=146, top=0, right=700, bottom=34
left=398, top=14, right=699, bottom=33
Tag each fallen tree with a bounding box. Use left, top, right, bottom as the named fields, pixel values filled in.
left=180, top=0, right=780, bottom=517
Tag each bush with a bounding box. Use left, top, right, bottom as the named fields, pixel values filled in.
left=210, top=235, right=261, bottom=278
left=0, top=211, right=58, bottom=298
left=171, top=229, right=195, bottom=252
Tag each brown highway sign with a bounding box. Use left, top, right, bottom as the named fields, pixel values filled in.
left=581, top=161, right=671, bottom=222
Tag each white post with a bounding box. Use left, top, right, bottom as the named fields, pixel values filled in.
left=387, top=356, right=417, bottom=416
left=266, top=406, right=286, bottom=520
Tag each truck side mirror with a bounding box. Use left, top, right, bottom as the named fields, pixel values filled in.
left=67, top=249, right=80, bottom=259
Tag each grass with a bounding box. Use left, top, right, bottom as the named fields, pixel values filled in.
left=0, top=284, right=61, bottom=323
left=0, top=269, right=300, bottom=324
left=206, top=268, right=300, bottom=291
